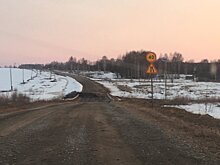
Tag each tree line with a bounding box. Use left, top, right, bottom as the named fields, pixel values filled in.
left=19, top=50, right=220, bottom=82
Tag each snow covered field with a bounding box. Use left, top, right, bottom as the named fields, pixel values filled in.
left=88, top=73, right=220, bottom=100
left=85, top=71, right=220, bottom=119
left=0, top=68, right=82, bottom=101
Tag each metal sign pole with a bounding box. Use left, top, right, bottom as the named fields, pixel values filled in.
left=151, top=74, right=154, bottom=108
left=146, top=52, right=158, bottom=109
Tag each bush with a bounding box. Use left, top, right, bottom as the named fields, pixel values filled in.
left=117, top=85, right=132, bottom=93
left=196, top=97, right=220, bottom=104
left=166, top=96, right=192, bottom=105
left=0, top=95, right=10, bottom=105
left=0, top=92, right=30, bottom=106
left=164, top=96, right=220, bottom=105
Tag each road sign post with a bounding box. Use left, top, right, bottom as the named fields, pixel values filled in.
left=146, top=52, right=158, bottom=108
left=150, top=74, right=154, bottom=108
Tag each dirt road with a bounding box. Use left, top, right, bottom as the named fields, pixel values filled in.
left=0, top=75, right=220, bottom=165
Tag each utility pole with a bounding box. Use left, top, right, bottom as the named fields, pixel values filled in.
left=31, top=69, right=33, bottom=80
left=164, top=61, right=167, bottom=100
left=71, top=62, right=73, bottom=73
left=22, top=69, right=25, bottom=84
left=103, top=59, right=106, bottom=72
left=137, top=62, right=140, bottom=81
left=10, top=68, right=13, bottom=91
left=49, top=69, right=52, bottom=79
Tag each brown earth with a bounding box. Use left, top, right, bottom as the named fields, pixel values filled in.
left=0, top=75, right=220, bottom=165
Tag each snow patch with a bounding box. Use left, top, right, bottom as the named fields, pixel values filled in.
left=94, top=77, right=220, bottom=100
left=0, top=68, right=82, bottom=101
left=82, top=71, right=118, bottom=79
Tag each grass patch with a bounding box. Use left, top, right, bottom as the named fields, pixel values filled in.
left=164, top=96, right=192, bottom=105
left=195, top=97, right=220, bottom=104
left=0, top=92, right=30, bottom=106
left=164, top=96, right=220, bottom=105
left=117, top=85, right=132, bottom=93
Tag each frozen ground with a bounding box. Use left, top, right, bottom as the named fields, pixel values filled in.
left=85, top=71, right=220, bottom=119
left=0, top=68, right=82, bottom=101
left=87, top=73, right=220, bottom=100
left=164, top=104, right=220, bottom=119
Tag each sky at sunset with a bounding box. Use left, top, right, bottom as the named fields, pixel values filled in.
left=0, top=0, right=220, bottom=66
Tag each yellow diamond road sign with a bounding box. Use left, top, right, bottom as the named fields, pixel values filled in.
left=146, top=63, right=158, bottom=74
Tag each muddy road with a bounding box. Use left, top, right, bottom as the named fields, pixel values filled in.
left=0, top=75, right=220, bottom=165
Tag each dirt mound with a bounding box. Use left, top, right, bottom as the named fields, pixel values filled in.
left=63, top=91, right=79, bottom=99
left=79, top=92, right=110, bottom=102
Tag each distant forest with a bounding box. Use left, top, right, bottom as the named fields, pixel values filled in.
left=19, top=51, right=220, bottom=82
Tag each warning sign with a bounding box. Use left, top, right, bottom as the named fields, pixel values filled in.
left=146, top=52, right=157, bottom=63
left=145, top=51, right=158, bottom=106
left=146, top=63, right=158, bottom=74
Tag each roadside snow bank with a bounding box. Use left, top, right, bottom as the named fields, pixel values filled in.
left=0, top=68, right=82, bottom=101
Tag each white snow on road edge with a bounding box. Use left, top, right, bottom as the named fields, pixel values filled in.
left=0, top=68, right=83, bottom=101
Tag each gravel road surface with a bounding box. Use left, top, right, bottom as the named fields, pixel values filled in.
left=0, top=75, right=220, bottom=165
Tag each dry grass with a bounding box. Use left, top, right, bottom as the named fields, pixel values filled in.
left=164, top=96, right=192, bottom=105
left=117, top=85, right=132, bottom=93
left=164, top=96, right=220, bottom=105
left=0, top=92, right=30, bottom=106
left=195, top=97, right=220, bottom=104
